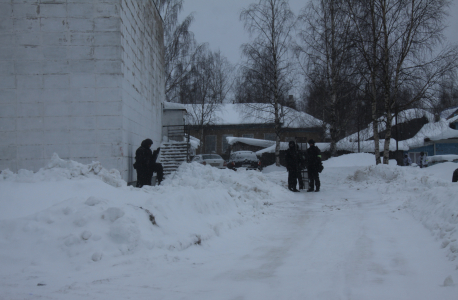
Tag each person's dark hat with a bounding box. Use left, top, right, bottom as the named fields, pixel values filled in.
left=141, top=139, right=153, bottom=147
left=289, top=140, right=295, bottom=146
left=308, top=139, right=315, bottom=145
left=404, top=154, right=408, bottom=157
left=420, top=151, right=424, bottom=155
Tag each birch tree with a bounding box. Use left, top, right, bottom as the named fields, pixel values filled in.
left=348, top=0, right=458, bottom=164
left=240, top=0, right=296, bottom=166
left=185, top=48, right=234, bottom=150
left=296, top=0, right=360, bottom=156
left=156, top=0, right=205, bottom=102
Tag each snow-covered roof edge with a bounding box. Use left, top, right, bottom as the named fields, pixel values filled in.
left=164, top=102, right=187, bottom=111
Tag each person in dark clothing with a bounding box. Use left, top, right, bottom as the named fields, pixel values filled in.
left=285, top=141, right=300, bottom=192
left=134, top=139, right=164, bottom=188
left=453, top=168, right=458, bottom=182
left=296, top=145, right=306, bottom=190
left=306, top=139, right=322, bottom=192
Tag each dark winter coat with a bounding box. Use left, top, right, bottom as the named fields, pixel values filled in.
left=134, top=140, right=159, bottom=176
left=285, top=147, right=300, bottom=171
left=306, top=145, right=322, bottom=172
left=453, top=168, right=458, bottom=182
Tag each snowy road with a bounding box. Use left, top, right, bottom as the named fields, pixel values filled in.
left=1, top=157, right=457, bottom=300
left=142, top=186, right=456, bottom=300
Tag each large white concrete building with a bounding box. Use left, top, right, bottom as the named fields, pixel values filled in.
left=0, top=0, right=165, bottom=182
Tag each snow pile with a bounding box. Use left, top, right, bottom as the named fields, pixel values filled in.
left=404, top=163, right=458, bottom=261
left=343, top=159, right=458, bottom=261
left=323, top=153, right=397, bottom=168
left=408, top=186, right=458, bottom=261
left=262, top=164, right=286, bottom=173
left=429, top=155, right=458, bottom=163
left=347, top=164, right=403, bottom=183
left=0, top=158, right=286, bottom=273
left=1, top=153, right=126, bottom=187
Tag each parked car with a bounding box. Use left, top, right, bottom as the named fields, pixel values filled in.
left=227, top=151, right=262, bottom=171
left=192, top=154, right=227, bottom=169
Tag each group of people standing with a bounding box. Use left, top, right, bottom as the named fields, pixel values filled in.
left=285, top=139, right=323, bottom=193
left=403, top=152, right=428, bottom=168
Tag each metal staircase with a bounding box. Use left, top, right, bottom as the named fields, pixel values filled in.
left=159, top=142, right=189, bottom=177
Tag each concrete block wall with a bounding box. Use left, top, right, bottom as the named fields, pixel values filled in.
left=0, top=0, right=164, bottom=182
left=120, top=0, right=164, bottom=182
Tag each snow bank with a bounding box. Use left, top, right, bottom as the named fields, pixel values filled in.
left=0, top=157, right=286, bottom=273
left=429, top=155, right=458, bottom=163
left=1, top=153, right=126, bottom=187
left=324, top=153, right=397, bottom=168
left=344, top=161, right=458, bottom=261
left=407, top=186, right=458, bottom=261
left=346, top=164, right=403, bottom=184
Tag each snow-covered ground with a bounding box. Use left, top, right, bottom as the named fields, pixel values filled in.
left=1, top=153, right=457, bottom=299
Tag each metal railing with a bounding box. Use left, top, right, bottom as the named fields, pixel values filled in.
left=163, top=125, right=191, bottom=162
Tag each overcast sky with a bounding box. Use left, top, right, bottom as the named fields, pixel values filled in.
left=182, top=0, right=458, bottom=66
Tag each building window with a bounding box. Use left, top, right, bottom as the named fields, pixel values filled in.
left=409, top=152, right=428, bottom=165
left=222, top=134, right=233, bottom=153
left=243, top=134, right=254, bottom=138
left=264, top=133, right=276, bottom=141
left=205, top=135, right=217, bottom=154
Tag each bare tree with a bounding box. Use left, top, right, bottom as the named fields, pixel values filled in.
left=234, top=50, right=294, bottom=108
left=156, top=0, right=205, bottom=102
left=296, top=0, right=361, bottom=156
left=346, top=0, right=458, bottom=164
left=209, top=50, right=235, bottom=104
left=240, top=0, right=296, bottom=166
left=379, top=0, right=458, bottom=163
left=346, top=0, right=384, bottom=164
left=423, top=72, right=458, bottom=120
left=185, top=48, right=234, bottom=151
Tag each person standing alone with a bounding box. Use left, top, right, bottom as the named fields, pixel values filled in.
left=306, top=139, right=322, bottom=192
left=134, top=139, right=164, bottom=188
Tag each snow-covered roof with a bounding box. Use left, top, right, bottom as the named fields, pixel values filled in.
left=188, top=135, right=200, bottom=149
left=227, top=137, right=275, bottom=148
left=428, top=127, right=458, bottom=141
left=441, top=107, right=458, bottom=119
left=337, top=108, right=458, bottom=150
left=184, top=103, right=323, bottom=128
left=163, top=102, right=187, bottom=111
left=336, top=139, right=409, bottom=152
left=226, top=107, right=456, bottom=155
left=256, top=142, right=329, bottom=155
left=342, top=109, right=435, bottom=144
left=391, top=109, right=435, bottom=124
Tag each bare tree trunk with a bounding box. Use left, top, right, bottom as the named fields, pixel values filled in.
left=371, top=77, right=381, bottom=164
left=329, top=93, right=338, bottom=156
left=240, top=0, right=295, bottom=167
left=274, top=97, right=282, bottom=165
left=329, top=0, right=338, bottom=157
